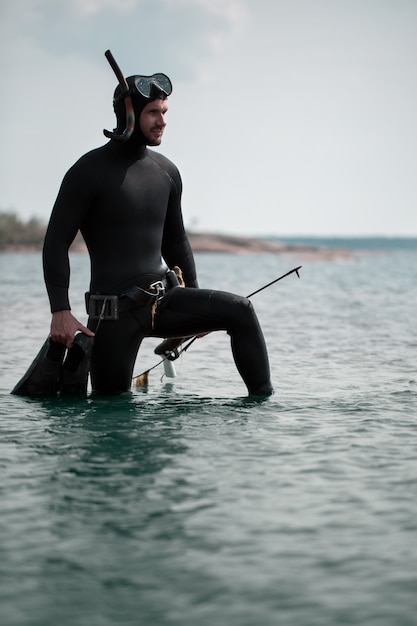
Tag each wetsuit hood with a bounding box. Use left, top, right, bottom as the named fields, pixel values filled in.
left=112, top=76, right=168, bottom=149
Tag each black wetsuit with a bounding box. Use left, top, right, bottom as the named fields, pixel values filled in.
left=43, top=139, right=272, bottom=395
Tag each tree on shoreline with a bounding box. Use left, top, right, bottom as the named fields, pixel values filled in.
left=0, top=211, right=46, bottom=250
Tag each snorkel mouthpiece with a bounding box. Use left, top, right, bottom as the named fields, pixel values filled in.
left=103, top=49, right=135, bottom=142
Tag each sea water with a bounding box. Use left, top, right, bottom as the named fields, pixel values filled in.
left=1, top=240, right=416, bottom=626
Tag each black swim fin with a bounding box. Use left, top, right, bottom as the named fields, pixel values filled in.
left=11, top=337, right=66, bottom=397
left=11, top=333, right=94, bottom=397
left=60, top=332, right=94, bottom=394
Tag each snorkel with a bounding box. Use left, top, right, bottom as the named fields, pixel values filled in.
left=103, top=49, right=135, bottom=142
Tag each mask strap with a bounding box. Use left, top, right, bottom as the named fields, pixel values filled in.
left=103, top=49, right=135, bottom=142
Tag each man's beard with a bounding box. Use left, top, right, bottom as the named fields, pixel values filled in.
left=145, top=128, right=163, bottom=146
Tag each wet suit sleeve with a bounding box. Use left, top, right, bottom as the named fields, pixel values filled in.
left=43, top=160, right=93, bottom=312
left=160, top=163, right=199, bottom=289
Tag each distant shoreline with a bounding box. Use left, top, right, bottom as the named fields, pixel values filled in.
left=1, top=213, right=415, bottom=256
left=0, top=231, right=356, bottom=260
left=1, top=231, right=413, bottom=258
left=187, top=232, right=355, bottom=259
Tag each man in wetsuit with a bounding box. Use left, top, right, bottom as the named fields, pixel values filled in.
left=42, top=58, right=273, bottom=396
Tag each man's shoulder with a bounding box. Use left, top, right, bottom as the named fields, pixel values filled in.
left=146, top=149, right=179, bottom=176
left=73, top=144, right=110, bottom=167
left=63, top=144, right=111, bottom=181
left=146, top=150, right=182, bottom=191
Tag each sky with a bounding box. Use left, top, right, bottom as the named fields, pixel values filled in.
left=1, top=0, right=416, bottom=236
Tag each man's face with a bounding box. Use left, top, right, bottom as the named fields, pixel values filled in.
left=139, top=97, right=168, bottom=146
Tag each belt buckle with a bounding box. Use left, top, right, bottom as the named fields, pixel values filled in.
left=149, top=280, right=166, bottom=301
left=88, top=294, right=119, bottom=320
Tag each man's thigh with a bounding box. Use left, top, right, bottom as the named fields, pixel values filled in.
left=89, top=311, right=144, bottom=392
left=153, top=286, right=246, bottom=338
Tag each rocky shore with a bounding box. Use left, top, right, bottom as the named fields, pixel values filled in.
left=187, top=232, right=353, bottom=260
left=0, top=231, right=353, bottom=260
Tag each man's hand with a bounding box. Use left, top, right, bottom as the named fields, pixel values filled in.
left=50, top=310, right=94, bottom=348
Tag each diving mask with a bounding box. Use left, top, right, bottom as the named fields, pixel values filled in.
left=113, top=74, right=172, bottom=105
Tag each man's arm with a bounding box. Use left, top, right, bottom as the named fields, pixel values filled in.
left=160, top=163, right=198, bottom=288
left=43, top=159, right=95, bottom=347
